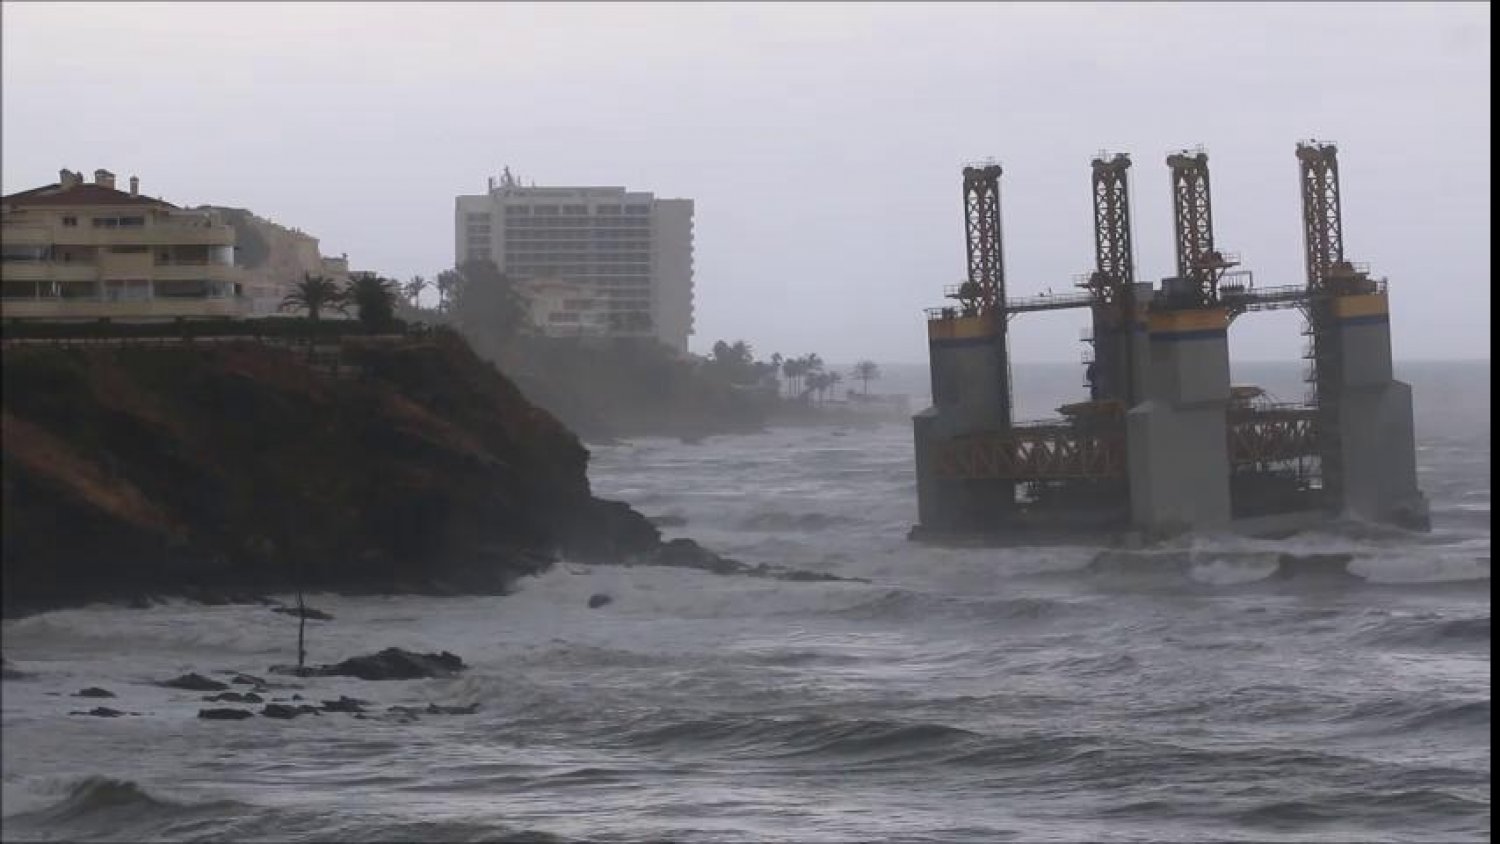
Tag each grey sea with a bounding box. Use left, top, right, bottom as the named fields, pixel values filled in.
left=1, top=360, right=1489, bottom=843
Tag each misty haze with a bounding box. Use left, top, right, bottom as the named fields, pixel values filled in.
left=0, top=3, right=1489, bottom=843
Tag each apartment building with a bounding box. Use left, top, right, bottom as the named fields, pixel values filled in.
left=454, top=170, right=694, bottom=352
left=1, top=169, right=248, bottom=321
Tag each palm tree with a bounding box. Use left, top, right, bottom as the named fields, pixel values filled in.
left=852, top=360, right=881, bottom=395
left=279, top=273, right=345, bottom=322
left=826, top=371, right=843, bottom=403
left=782, top=357, right=806, bottom=397
left=404, top=275, right=429, bottom=307
left=346, top=274, right=400, bottom=331
left=434, top=269, right=462, bottom=312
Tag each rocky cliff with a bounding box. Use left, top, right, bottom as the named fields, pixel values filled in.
left=0, top=329, right=660, bottom=613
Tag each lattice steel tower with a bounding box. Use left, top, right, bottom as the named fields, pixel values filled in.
left=1167, top=148, right=1237, bottom=306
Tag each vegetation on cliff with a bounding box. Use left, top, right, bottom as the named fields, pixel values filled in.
left=398, top=259, right=871, bottom=439
left=0, top=329, right=658, bottom=611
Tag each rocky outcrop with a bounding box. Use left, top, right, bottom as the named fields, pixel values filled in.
left=0, top=329, right=660, bottom=613
left=159, top=673, right=229, bottom=692
left=270, top=647, right=467, bottom=681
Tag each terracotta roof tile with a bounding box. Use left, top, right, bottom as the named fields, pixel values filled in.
left=2, top=182, right=175, bottom=209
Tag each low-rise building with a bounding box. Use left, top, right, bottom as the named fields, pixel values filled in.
left=519, top=276, right=608, bottom=337
left=2, top=169, right=248, bottom=321
left=198, top=205, right=352, bottom=316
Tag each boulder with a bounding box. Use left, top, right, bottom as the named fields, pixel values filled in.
left=70, top=707, right=125, bottom=717
left=587, top=593, right=613, bottom=609
left=320, top=695, right=369, bottom=713
left=272, top=605, right=335, bottom=621
left=160, top=673, right=229, bottom=692
left=318, top=648, right=467, bottom=681
left=198, top=708, right=255, bottom=721
left=73, top=687, right=116, bottom=699
left=204, top=691, right=263, bottom=704
left=262, top=703, right=320, bottom=719
left=426, top=702, right=479, bottom=715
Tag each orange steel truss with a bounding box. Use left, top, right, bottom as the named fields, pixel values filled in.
left=1228, top=407, right=1318, bottom=467
left=935, top=407, right=1319, bottom=481
left=935, top=425, right=1126, bottom=481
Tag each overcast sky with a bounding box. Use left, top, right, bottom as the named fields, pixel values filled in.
left=2, top=2, right=1489, bottom=362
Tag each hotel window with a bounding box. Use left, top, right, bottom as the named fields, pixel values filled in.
left=62, top=216, right=78, bottom=227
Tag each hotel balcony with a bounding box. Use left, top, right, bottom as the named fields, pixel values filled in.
left=0, top=296, right=251, bottom=321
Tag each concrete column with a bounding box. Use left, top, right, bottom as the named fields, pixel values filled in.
left=1088, top=295, right=1149, bottom=407
left=1125, top=307, right=1233, bottom=535
left=1318, top=293, right=1429, bottom=528
left=912, top=312, right=1016, bottom=533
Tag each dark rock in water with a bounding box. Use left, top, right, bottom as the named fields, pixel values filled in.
left=70, top=707, right=124, bottom=718
left=426, top=702, right=480, bottom=716
left=320, top=648, right=467, bottom=681
left=266, top=664, right=321, bottom=678
left=383, top=705, right=424, bottom=722
left=160, top=673, right=229, bottom=692
left=262, top=703, right=320, bottom=719
left=770, top=569, right=854, bottom=583
left=73, top=687, right=116, bottom=698
left=198, top=708, right=255, bottom=721
left=230, top=673, right=266, bottom=686
left=652, top=538, right=747, bottom=574
left=204, top=691, right=262, bottom=704
left=320, top=695, right=369, bottom=713
left=291, top=694, right=304, bottom=701
left=272, top=605, right=334, bottom=621
left=564, top=498, right=661, bottom=564
left=587, top=593, right=613, bottom=609
left=647, top=515, right=688, bottom=528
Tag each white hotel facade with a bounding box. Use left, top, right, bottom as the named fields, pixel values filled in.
left=454, top=171, right=694, bottom=352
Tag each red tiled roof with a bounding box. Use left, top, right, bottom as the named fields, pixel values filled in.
left=2, top=182, right=175, bottom=209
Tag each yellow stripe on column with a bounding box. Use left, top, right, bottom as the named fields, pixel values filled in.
left=1146, top=308, right=1228, bottom=335
left=928, top=313, right=1001, bottom=341
left=1332, top=293, right=1389, bottom=320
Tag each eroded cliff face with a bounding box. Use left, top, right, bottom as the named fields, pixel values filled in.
left=0, top=330, right=659, bottom=612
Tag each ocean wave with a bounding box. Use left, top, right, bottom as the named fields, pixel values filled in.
left=1358, top=613, right=1491, bottom=649
left=1, top=775, right=573, bottom=843
left=1335, top=698, right=1491, bottom=734
left=829, top=589, right=1078, bottom=625
left=1226, top=788, right=1489, bottom=834
left=737, top=510, right=861, bottom=532
left=618, top=714, right=977, bottom=763
left=1, top=776, right=249, bottom=840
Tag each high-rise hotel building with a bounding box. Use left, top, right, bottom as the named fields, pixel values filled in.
left=454, top=171, right=694, bottom=352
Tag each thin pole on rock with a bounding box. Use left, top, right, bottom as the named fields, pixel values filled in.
left=297, top=586, right=307, bottom=671
left=295, top=555, right=307, bottom=672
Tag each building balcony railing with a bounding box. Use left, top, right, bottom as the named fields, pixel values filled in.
left=46, top=227, right=236, bottom=247
left=1, top=263, right=98, bottom=282
left=0, top=223, right=52, bottom=243
left=0, top=297, right=251, bottom=321
left=149, top=264, right=239, bottom=282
